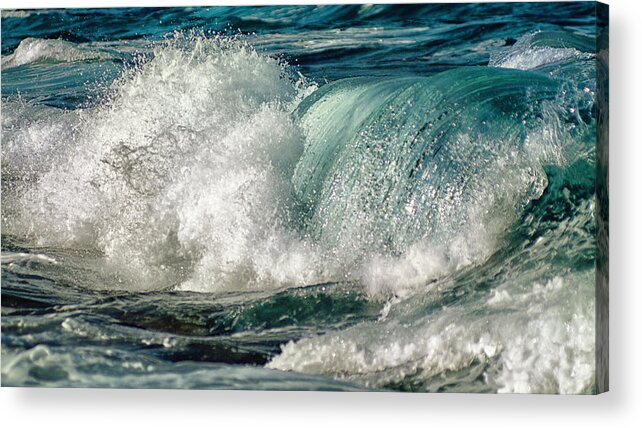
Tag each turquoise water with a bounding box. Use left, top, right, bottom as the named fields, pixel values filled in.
left=1, top=3, right=607, bottom=392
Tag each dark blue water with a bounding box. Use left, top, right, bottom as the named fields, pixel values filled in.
left=1, top=3, right=606, bottom=392
left=2, top=3, right=597, bottom=105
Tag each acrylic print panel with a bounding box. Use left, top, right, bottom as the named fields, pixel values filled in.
left=0, top=2, right=608, bottom=394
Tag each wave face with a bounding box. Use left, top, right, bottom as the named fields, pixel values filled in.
left=292, top=68, right=566, bottom=294
left=1, top=4, right=602, bottom=393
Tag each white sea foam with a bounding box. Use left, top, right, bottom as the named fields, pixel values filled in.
left=2, top=100, right=80, bottom=186
left=1, top=10, right=30, bottom=19
left=1, top=37, right=115, bottom=68
left=1, top=252, right=58, bottom=265
left=489, top=33, right=593, bottom=71
left=7, top=33, right=331, bottom=292
left=491, top=46, right=588, bottom=70
left=269, top=271, right=596, bottom=394
left=359, top=234, right=487, bottom=298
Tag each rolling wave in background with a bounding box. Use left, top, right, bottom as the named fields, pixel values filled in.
left=1, top=3, right=605, bottom=393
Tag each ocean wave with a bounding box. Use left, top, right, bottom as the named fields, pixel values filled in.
left=4, top=32, right=595, bottom=299
left=291, top=64, right=592, bottom=297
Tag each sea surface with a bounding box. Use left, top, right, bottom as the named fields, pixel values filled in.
left=1, top=2, right=607, bottom=392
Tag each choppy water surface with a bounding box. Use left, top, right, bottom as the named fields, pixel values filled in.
left=1, top=3, right=606, bottom=392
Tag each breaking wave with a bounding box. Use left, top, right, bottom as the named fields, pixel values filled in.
left=2, top=28, right=601, bottom=393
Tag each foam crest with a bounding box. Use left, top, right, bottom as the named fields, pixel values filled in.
left=9, top=33, right=325, bottom=291
left=1, top=37, right=115, bottom=68
left=269, top=271, right=596, bottom=393
left=1, top=10, right=31, bottom=19
left=490, top=32, right=594, bottom=71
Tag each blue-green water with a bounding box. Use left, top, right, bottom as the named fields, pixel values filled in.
left=1, top=3, right=606, bottom=392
